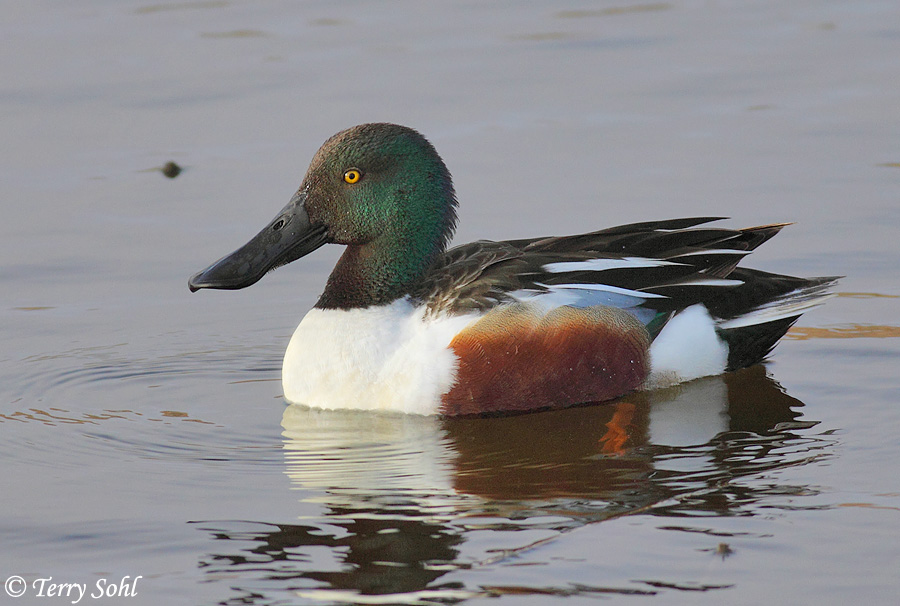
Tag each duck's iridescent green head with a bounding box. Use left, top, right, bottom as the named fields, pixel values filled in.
left=189, top=123, right=458, bottom=309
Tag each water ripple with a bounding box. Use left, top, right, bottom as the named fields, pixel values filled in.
left=1, top=340, right=285, bottom=469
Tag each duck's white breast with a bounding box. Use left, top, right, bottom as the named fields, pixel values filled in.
left=282, top=299, right=479, bottom=414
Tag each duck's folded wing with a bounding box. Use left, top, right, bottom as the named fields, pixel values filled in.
left=419, top=217, right=792, bottom=318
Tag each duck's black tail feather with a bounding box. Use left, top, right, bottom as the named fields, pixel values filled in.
left=718, top=316, right=800, bottom=371
left=713, top=273, right=839, bottom=370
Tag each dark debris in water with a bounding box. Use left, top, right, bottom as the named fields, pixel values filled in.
left=715, top=542, right=734, bottom=560
left=161, top=161, right=182, bottom=178
left=697, top=542, right=735, bottom=560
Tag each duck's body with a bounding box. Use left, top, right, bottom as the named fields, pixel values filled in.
left=190, top=123, right=835, bottom=416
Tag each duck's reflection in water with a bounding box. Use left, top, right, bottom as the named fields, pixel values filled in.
left=194, top=366, right=831, bottom=602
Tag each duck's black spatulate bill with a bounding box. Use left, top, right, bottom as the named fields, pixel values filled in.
left=189, top=192, right=328, bottom=292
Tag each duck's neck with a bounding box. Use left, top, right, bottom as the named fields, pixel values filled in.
left=316, top=246, right=433, bottom=309
left=316, top=207, right=456, bottom=309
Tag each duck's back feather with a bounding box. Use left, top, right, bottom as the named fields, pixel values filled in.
left=419, top=218, right=792, bottom=313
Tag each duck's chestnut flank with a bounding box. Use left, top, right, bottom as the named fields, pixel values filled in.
left=442, top=304, right=650, bottom=415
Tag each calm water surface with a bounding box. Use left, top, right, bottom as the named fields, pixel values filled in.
left=2, top=1, right=899, bottom=604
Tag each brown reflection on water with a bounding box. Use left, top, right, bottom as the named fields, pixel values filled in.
left=555, top=4, right=672, bottom=19
left=133, top=1, right=228, bottom=15
left=445, top=365, right=810, bottom=503
left=0, top=408, right=139, bottom=425
left=194, top=366, right=832, bottom=603
left=835, top=292, right=900, bottom=299
left=787, top=324, right=900, bottom=339
left=0, top=407, right=216, bottom=426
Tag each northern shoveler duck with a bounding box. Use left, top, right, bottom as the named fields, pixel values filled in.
left=189, top=123, right=836, bottom=415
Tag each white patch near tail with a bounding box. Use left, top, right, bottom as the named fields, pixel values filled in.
left=646, top=304, right=729, bottom=389
left=645, top=280, right=835, bottom=389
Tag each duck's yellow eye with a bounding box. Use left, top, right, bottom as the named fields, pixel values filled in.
left=343, top=169, right=362, bottom=184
